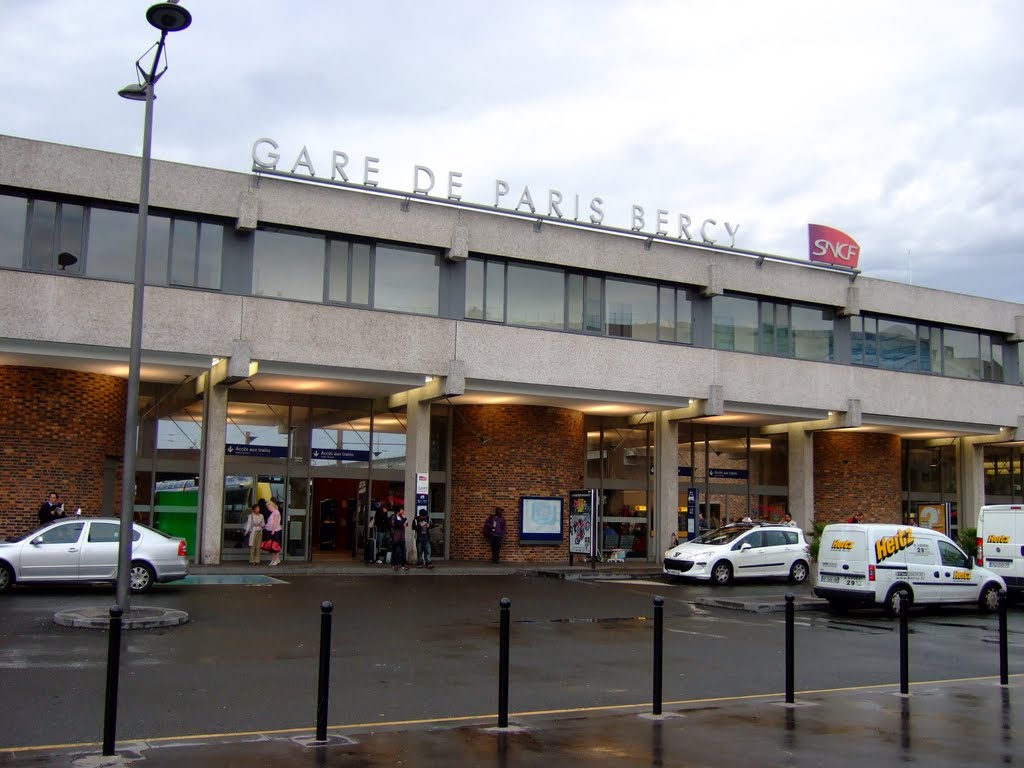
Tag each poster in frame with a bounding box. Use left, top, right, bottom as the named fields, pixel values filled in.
left=519, top=496, right=563, bottom=545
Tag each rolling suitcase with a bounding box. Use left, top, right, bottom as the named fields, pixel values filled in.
left=364, top=537, right=376, bottom=563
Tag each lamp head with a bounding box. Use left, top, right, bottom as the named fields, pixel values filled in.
left=146, top=2, right=192, bottom=33
left=57, top=252, right=78, bottom=270
left=117, top=83, right=150, bottom=101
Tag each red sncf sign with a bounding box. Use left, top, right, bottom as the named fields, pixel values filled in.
left=807, top=224, right=860, bottom=268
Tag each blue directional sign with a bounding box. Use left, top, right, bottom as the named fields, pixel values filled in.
left=709, top=468, right=748, bottom=479
left=225, top=444, right=288, bottom=458
left=311, top=448, right=371, bottom=462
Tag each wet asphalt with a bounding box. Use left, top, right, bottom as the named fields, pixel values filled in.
left=0, top=559, right=1021, bottom=767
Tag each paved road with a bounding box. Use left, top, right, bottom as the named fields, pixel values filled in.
left=0, top=573, right=1020, bottom=764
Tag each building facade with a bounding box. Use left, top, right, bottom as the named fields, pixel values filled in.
left=2, top=134, right=1023, bottom=564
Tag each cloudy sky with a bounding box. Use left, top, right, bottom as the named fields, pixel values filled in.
left=4, top=1, right=1022, bottom=302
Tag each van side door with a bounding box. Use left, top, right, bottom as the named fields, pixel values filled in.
left=936, top=539, right=976, bottom=602
left=904, top=536, right=943, bottom=605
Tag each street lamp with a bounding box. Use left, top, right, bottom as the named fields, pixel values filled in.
left=116, top=1, right=191, bottom=611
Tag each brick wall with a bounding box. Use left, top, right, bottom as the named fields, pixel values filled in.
left=449, top=405, right=584, bottom=562
left=814, top=432, right=901, bottom=524
left=0, top=366, right=126, bottom=536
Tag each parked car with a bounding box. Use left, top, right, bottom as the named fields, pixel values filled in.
left=664, top=522, right=811, bottom=585
left=0, top=517, right=188, bottom=594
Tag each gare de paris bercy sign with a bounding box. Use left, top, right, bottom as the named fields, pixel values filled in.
left=251, top=138, right=741, bottom=249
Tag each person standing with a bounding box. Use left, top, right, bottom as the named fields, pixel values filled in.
left=38, top=492, right=65, bottom=526
left=243, top=502, right=265, bottom=565
left=265, top=498, right=283, bottom=566
left=391, top=505, right=409, bottom=571
left=482, top=506, right=507, bottom=563
left=780, top=512, right=797, bottom=527
left=413, top=509, right=434, bottom=568
left=373, top=503, right=390, bottom=560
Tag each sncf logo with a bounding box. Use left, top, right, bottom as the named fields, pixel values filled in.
left=808, top=224, right=860, bottom=268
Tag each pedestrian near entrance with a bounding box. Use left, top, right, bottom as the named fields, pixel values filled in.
left=413, top=509, right=434, bottom=568
left=243, top=503, right=265, bottom=565
left=391, top=505, right=409, bottom=570
left=781, top=512, right=797, bottom=527
left=265, top=498, right=283, bottom=566
left=483, top=506, right=507, bottom=563
left=38, top=491, right=65, bottom=526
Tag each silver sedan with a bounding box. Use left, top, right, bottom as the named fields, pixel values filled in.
left=0, top=517, right=189, bottom=594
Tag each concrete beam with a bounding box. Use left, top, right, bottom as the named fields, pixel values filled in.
left=386, top=359, right=466, bottom=410
left=632, top=385, right=724, bottom=424
left=762, top=399, right=862, bottom=434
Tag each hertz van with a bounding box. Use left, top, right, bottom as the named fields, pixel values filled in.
left=814, top=524, right=1004, bottom=616
left=977, top=504, right=1024, bottom=596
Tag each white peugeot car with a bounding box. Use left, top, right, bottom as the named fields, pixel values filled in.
left=664, top=522, right=811, bottom=585
left=0, top=517, right=189, bottom=594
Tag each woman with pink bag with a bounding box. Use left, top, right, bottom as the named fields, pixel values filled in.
left=263, top=498, right=283, bottom=566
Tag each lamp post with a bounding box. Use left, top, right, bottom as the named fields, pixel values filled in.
left=116, top=2, right=191, bottom=611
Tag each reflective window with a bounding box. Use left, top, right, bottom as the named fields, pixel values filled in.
left=760, top=302, right=790, bottom=355
left=507, top=263, right=565, bottom=330
left=877, top=319, right=918, bottom=371
left=327, top=240, right=371, bottom=306
left=713, top=294, right=759, bottom=352
left=86, top=207, right=136, bottom=280
left=196, top=223, right=223, bottom=289
left=605, top=278, right=657, bottom=340
left=26, top=200, right=56, bottom=270
left=943, top=328, right=981, bottom=380
left=170, top=220, right=198, bottom=286
left=465, top=257, right=506, bottom=322
left=567, top=273, right=601, bottom=333
left=0, top=193, right=27, bottom=268
left=791, top=304, right=834, bottom=361
left=88, top=522, right=120, bottom=543
left=253, top=229, right=325, bottom=302
left=374, top=245, right=440, bottom=315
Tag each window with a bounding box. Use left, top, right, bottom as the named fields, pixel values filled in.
left=327, top=240, right=371, bottom=306
left=714, top=294, right=832, bottom=360
left=658, top=286, right=693, bottom=343
left=939, top=540, right=967, bottom=568
left=465, top=257, right=506, bottom=322
left=26, top=200, right=84, bottom=274
left=36, top=522, right=85, bottom=545
left=567, top=273, right=601, bottom=332
left=253, top=229, right=325, bottom=302
left=88, top=522, right=120, bottom=543
left=507, top=262, right=565, bottom=330
left=0, top=193, right=27, bottom=268
left=713, top=294, right=759, bottom=353
left=791, top=304, right=834, bottom=362
left=943, top=328, right=981, bottom=380
left=605, top=278, right=657, bottom=340
left=373, top=245, right=440, bottom=315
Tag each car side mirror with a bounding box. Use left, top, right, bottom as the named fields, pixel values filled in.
left=967, top=555, right=975, bottom=569
left=740, top=543, right=752, bottom=551
left=30, top=537, right=43, bottom=546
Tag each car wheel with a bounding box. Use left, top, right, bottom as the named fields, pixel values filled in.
left=0, top=562, right=12, bottom=592
left=129, top=562, right=155, bottom=594
left=788, top=560, right=809, bottom=584
left=978, top=583, right=1001, bottom=613
left=711, top=561, right=733, bottom=585
left=883, top=586, right=912, bottom=618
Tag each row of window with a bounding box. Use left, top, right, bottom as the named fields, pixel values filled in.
left=0, top=191, right=1016, bottom=384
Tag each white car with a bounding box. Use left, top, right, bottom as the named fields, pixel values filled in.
left=0, top=517, right=189, bottom=594
left=664, top=523, right=811, bottom=585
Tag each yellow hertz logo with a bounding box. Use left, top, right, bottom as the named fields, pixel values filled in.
left=987, top=535, right=1011, bottom=544
left=875, top=528, right=915, bottom=563
left=830, top=540, right=855, bottom=551
left=953, top=570, right=972, bottom=581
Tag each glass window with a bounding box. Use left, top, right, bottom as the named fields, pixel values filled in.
left=328, top=240, right=373, bottom=307
left=918, top=326, right=933, bottom=373
left=605, top=279, right=657, bottom=340
left=943, top=328, right=981, bottom=380
left=567, top=273, right=601, bottom=333
left=374, top=245, right=440, bottom=315
left=0, top=193, right=27, bottom=268
left=37, top=521, right=85, bottom=544
left=982, top=337, right=1004, bottom=382
left=26, top=199, right=57, bottom=270
left=88, top=522, right=120, bottom=543
left=675, top=290, right=693, bottom=344
left=713, top=294, right=758, bottom=352
left=351, top=242, right=370, bottom=305
left=791, top=304, right=834, bottom=361
left=197, top=223, right=222, bottom=289
left=253, top=229, right=325, bottom=302
left=87, top=207, right=137, bottom=280
left=465, top=258, right=483, bottom=319
left=507, top=263, right=565, bottom=330
left=57, top=204, right=85, bottom=275
left=327, top=239, right=351, bottom=303
left=658, top=286, right=693, bottom=344
left=485, top=260, right=506, bottom=322
left=878, top=319, right=918, bottom=371
left=170, top=219, right=198, bottom=286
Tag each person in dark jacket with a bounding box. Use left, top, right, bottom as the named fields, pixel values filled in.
left=413, top=509, right=434, bottom=568
left=482, top=507, right=507, bottom=563
left=391, top=505, right=409, bottom=571
left=38, top=492, right=64, bottom=526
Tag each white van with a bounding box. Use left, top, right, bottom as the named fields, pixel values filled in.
left=813, top=524, right=1005, bottom=616
left=976, top=504, right=1024, bottom=596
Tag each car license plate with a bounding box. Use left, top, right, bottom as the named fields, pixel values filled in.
left=988, top=560, right=1010, bottom=568
left=819, top=574, right=840, bottom=583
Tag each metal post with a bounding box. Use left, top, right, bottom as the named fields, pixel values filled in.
left=899, top=593, right=909, bottom=695
left=117, top=30, right=168, bottom=612
left=102, top=605, right=124, bottom=756
left=998, top=591, right=1009, bottom=685
left=785, top=593, right=795, bottom=704
left=315, top=601, right=333, bottom=741
left=653, top=596, right=664, bottom=715
left=498, top=597, right=511, bottom=728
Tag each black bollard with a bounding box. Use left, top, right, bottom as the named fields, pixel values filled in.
left=498, top=597, right=511, bottom=728
left=102, top=605, right=124, bottom=756
left=998, top=591, right=1009, bottom=685
left=785, top=593, right=795, bottom=704
left=315, top=601, right=334, bottom=742
left=653, top=596, right=664, bottom=715
left=899, top=592, right=909, bottom=695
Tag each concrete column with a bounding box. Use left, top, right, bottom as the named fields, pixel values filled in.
left=958, top=439, right=985, bottom=528
left=655, top=412, right=679, bottom=561
left=200, top=384, right=227, bottom=565
left=788, top=426, right=814, bottom=532
left=404, top=391, right=431, bottom=559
